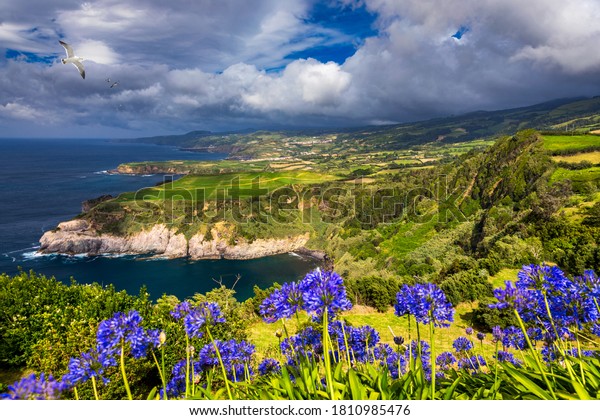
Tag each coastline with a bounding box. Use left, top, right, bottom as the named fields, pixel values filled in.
left=39, top=219, right=327, bottom=262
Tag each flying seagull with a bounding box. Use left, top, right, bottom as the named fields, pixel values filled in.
left=106, top=78, right=119, bottom=88
left=59, top=40, right=85, bottom=79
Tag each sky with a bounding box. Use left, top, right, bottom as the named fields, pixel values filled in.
left=1, top=0, right=600, bottom=138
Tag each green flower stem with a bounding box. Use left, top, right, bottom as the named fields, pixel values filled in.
left=73, top=386, right=79, bottom=400
left=151, top=349, right=168, bottom=400
left=120, top=343, right=133, bottom=400
left=429, top=321, right=436, bottom=400
left=206, top=327, right=233, bottom=400
left=341, top=322, right=352, bottom=367
left=492, top=341, right=499, bottom=400
left=541, top=294, right=578, bottom=383
left=91, top=375, right=99, bottom=400
left=322, top=308, right=336, bottom=400
left=514, top=309, right=556, bottom=400
left=185, top=334, right=191, bottom=398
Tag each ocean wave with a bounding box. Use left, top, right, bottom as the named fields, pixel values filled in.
left=5, top=246, right=40, bottom=255
left=22, top=250, right=47, bottom=260
left=94, top=170, right=117, bottom=176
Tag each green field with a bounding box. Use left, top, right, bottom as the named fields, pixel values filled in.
left=550, top=166, right=600, bottom=185
left=115, top=170, right=340, bottom=202
left=542, top=134, right=600, bottom=154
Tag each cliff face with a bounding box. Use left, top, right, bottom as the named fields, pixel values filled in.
left=39, top=220, right=310, bottom=260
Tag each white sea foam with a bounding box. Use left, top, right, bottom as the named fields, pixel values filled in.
left=22, top=250, right=46, bottom=260
left=6, top=246, right=39, bottom=255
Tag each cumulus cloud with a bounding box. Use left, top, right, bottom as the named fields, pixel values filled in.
left=1, top=0, right=600, bottom=137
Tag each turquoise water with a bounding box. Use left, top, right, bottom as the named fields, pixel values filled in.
left=0, top=138, right=316, bottom=301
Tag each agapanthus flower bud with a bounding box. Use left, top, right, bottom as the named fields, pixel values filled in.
left=393, top=336, right=405, bottom=346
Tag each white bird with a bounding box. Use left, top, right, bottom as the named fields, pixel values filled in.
left=59, top=40, right=85, bottom=79
left=106, top=78, right=119, bottom=88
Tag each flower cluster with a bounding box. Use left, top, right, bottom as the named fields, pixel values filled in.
left=436, top=352, right=457, bottom=371
left=495, top=351, right=522, bottom=367
left=458, top=355, right=486, bottom=374
left=198, top=339, right=255, bottom=381
left=280, top=326, right=323, bottom=364
left=258, top=358, right=281, bottom=376
left=490, top=265, right=600, bottom=343
left=395, top=283, right=454, bottom=327
left=452, top=336, right=474, bottom=353
left=3, top=310, right=160, bottom=400
left=0, top=373, right=65, bottom=400
left=96, top=310, right=161, bottom=359
left=373, top=344, right=406, bottom=379
left=260, top=269, right=352, bottom=323
left=183, top=302, right=226, bottom=339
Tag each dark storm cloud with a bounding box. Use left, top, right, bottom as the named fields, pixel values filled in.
left=0, top=0, right=599, bottom=137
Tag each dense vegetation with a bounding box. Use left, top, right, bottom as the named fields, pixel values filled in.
left=2, top=265, right=599, bottom=400
left=4, top=97, right=600, bottom=399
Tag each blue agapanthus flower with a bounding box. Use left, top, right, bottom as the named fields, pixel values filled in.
left=184, top=302, right=226, bottom=338
left=502, top=326, right=526, bottom=350
left=452, top=336, right=474, bottom=353
left=281, top=326, right=322, bottom=363
left=491, top=325, right=504, bottom=343
left=494, top=350, right=522, bottom=367
left=436, top=351, right=457, bottom=371
left=165, top=359, right=203, bottom=398
left=458, top=355, right=486, bottom=374
left=61, top=347, right=114, bottom=388
left=198, top=339, right=255, bottom=382
left=96, top=310, right=161, bottom=359
left=348, top=325, right=380, bottom=362
left=259, top=281, right=304, bottom=323
left=373, top=343, right=406, bottom=379
left=300, top=270, right=352, bottom=319
left=1, top=373, right=65, bottom=400
left=490, top=265, right=600, bottom=341
left=476, top=331, right=485, bottom=341
left=395, top=283, right=454, bottom=328
left=258, top=358, right=281, bottom=376
left=170, top=301, right=192, bottom=320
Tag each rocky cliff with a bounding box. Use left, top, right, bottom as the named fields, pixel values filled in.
left=39, top=220, right=311, bottom=260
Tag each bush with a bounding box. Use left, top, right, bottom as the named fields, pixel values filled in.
left=439, top=269, right=493, bottom=305
left=346, top=276, right=399, bottom=312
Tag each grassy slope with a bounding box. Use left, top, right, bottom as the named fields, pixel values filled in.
left=115, top=171, right=339, bottom=202
left=542, top=134, right=600, bottom=153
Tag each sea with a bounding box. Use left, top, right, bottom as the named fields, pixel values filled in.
left=0, top=138, right=316, bottom=301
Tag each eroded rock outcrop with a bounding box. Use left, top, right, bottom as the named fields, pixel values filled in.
left=39, top=221, right=311, bottom=260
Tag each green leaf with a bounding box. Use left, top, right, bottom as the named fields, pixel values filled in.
left=348, top=369, right=366, bottom=400
left=503, top=364, right=553, bottom=400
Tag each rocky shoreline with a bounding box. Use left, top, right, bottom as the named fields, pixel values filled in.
left=39, top=220, right=325, bottom=262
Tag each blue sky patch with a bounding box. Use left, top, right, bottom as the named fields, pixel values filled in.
left=5, top=49, right=56, bottom=65
left=288, top=2, right=378, bottom=64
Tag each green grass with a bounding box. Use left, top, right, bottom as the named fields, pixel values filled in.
left=542, top=134, right=600, bottom=153
left=488, top=268, right=520, bottom=288
left=550, top=166, right=600, bottom=185
left=379, top=220, right=437, bottom=259
left=115, top=171, right=340, bottom=202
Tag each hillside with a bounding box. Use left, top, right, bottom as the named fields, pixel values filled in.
left=41, top=130, right=600, bottom=316
left=117, top=96, right=600, bottom=160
